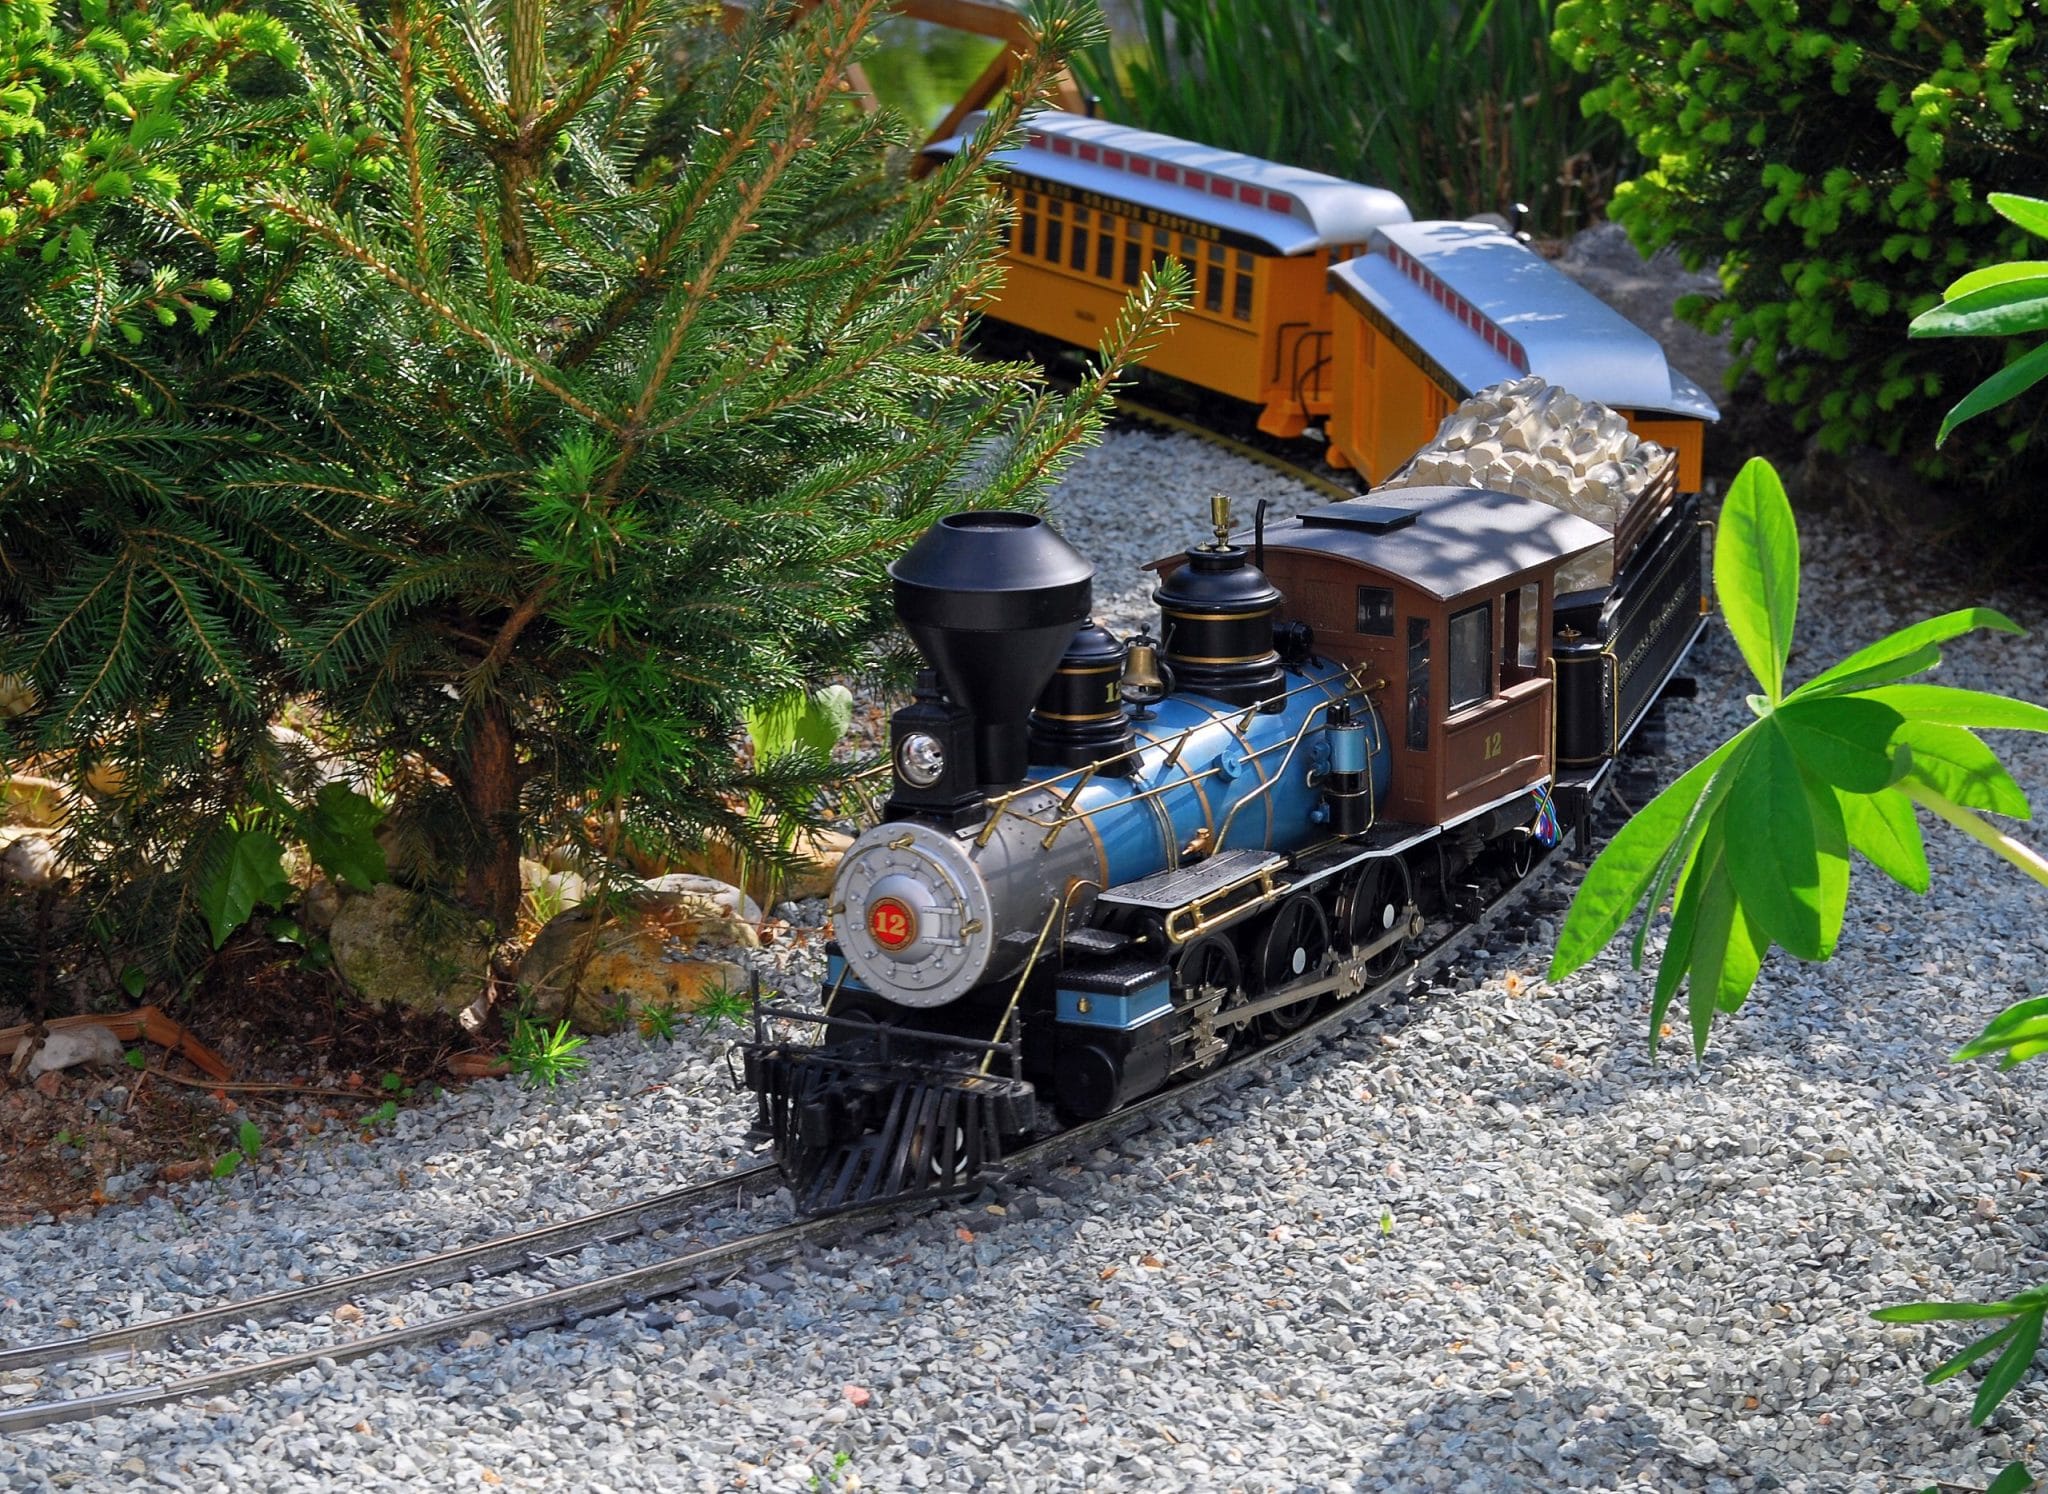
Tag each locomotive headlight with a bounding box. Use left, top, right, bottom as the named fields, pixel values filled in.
left=896, top=732, right=946, bottom=788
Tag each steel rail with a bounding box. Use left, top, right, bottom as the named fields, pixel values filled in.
left=0, top=1162, right=784, bottom=1377
left=1110, top=396, right=1361, bottom=506
left=0, top=855, right=1552, bottom=1436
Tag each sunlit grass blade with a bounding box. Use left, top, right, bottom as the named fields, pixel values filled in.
left=1972, top=1308, right=2044, bottom=1425
left=1935, top=342, right=2048, bottom=446
left=1990, top=192, right=2048, bottom=239
left=1956, top=994, right=2048, bottom=1069
left=1926, top=1318, right=2023, bottom=1386
left=1876, top=1300, right=2035, bottom=1325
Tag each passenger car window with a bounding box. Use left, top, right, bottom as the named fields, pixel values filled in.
left=1448, top=603, right=1492, bottom=713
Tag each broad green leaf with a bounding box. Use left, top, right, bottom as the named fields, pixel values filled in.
left=1549, top=731, right=1748, bottom=981
left=745, top=684, right=856, bottom=762
left=1957, top=996, right=2048, bottom=1070
left=1896, top=721, right=2030, bottom=818
left=1841, top=787, right=1930, bottom=894
left=1672, top=834, right=1769, bottom=1037
left=1983, top=1460, right=2035, bottom=1494
left=1715, top=899, right=1770, bottom=1014
left=1990, top=192, right=2048, bottom=240
left=1630, top=733, right=1752, bottom=970
left=1909, top=279, right=2048, bottom=340
left=1790, top=642, right=1941, bottom=700
left=1864, top=685, right=2048, bottom=735
left=1724, top=722, right=1844, bottom=961
left=1936, top=342, right=2048, bottom=447
left=1775, top=696, right=1905, bottom=792
left=1959, top=994, right=2048, bottom=1064
left=298, top=784, right=388, bottom=892
left=1944, top=261, right=2048, bottom=300
left=1648, top=828, right=1714, bottom=1055
left=1715, top=457, right=1799, bottom=703
left=1972, top=1307, right=2043, bottom=1425
left=1804, top=770, right=1852, bottom=959
left=1684, top=848, right=1755, bottom=1053
left=198, top=825, right=291, bottom=949
left=1795, top=608, right=2023, bottom=695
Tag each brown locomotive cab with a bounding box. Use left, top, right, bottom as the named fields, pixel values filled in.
left=1249, top=489, right=1608, bottom=828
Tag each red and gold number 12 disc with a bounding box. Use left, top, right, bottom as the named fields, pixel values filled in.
left=868, top=897, right=916, bottom=952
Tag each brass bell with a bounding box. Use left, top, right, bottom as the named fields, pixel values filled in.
left=1120, top=633, right=1169, bottom=719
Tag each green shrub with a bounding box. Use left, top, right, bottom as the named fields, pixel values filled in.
left=1557, top=0, right=2048, bottom=485
left=0, top=0, right=325, bottom=970
left=1074, top=0, right=1626, bottom=236
left=244, top=0, right=1168, bottom=956
left=3, top=0, right=1179, bottom=990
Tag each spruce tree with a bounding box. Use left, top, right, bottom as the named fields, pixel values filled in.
left=243, top=0, right=1174, bottom=966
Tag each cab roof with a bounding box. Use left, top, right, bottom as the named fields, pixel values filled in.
left=923, top=110, right=1411, bottom=257
left=1253, top=487, right=1611, bottom=602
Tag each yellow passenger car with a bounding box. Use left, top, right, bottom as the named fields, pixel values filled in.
left=1326, top=221, right=1720, bottom=489
left=923, top=111, right=1411, bottom=440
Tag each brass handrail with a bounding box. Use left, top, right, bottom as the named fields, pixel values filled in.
left=980, top=900, right=1062, bottom=1076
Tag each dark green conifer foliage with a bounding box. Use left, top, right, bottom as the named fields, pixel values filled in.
left=0, top=0, right=329, bottom=969
left=247, top=0, right=1172, bottom=946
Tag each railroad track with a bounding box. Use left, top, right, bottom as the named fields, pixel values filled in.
left=1108, top=396, right=1364, bottom=506
left=0, top=830, right=1590, bottom=1435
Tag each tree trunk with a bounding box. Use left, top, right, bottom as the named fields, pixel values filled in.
left=461, top=700, right=525, bottom=935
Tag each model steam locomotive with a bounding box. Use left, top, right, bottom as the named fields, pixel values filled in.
left=741, top=474, right=1708, bottom=1213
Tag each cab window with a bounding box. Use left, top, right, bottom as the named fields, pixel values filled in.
left=1405, top=618, right=1430, bottom=750
left=1448, top=603, right=1492, bottom=713
left=1355, top=585, right=1394, bottom=636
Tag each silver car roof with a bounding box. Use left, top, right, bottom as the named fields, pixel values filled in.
left=924, top=110, right=1411, bottom=257
left=1329, top=221, right=1721, bottom=421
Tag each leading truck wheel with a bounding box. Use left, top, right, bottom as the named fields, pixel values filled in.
left=1253, top=893, right=1329, bottom=1039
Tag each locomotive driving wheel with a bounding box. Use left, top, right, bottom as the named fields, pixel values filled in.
left=1342, top=858, right=1413, bottom=982
left=1173, top=933, right=1243, bottom=1067
left=1253, top=892, right=1330, bottom=1039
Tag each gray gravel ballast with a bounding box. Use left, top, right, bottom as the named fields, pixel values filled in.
left=3, top=429, right=2047, bottom=1492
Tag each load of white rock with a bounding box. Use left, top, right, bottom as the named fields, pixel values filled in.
left=1378, top=374, right=1671, bottom=595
